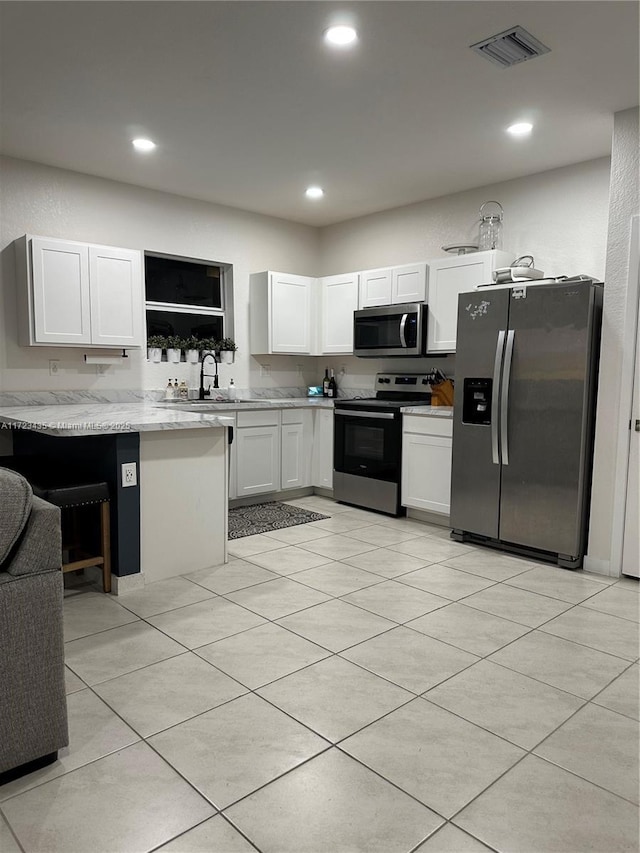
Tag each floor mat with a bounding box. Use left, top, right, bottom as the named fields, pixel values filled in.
left=228, top=501, right=329, bottom=539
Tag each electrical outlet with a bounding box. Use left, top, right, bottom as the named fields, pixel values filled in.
left=121, top=462, right=137, bottom=488
left=49, top=360, right=60, bottom=376
left=296, top=364, right=304, bottom=376
left=339, top=364, right=347, bottom=376
left=96, top=364, right=107, bottom=375
left=261, top=363, right=271, bottom=377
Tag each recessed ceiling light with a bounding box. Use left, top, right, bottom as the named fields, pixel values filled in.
left=132, top=138, right=156, bottom=152
left=324, top=26, right=358, bottom=46
left=506, top=122, right=533, bottom=137
left=305, top=186, right=324, bottom=199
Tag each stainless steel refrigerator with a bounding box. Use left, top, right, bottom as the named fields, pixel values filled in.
left=450, top=280, right=603, bottom=568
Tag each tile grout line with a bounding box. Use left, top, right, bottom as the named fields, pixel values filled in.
left=47, top=518, right=638, bottom=852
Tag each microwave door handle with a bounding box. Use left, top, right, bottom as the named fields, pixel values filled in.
left=491, top=330, right=505, bottom=465
left=399, top=313, right=409, bottom=347
left=500, top=330, right=515, bottom=465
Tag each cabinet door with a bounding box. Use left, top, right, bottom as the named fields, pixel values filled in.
left=312, top=409, right=334, bottom=489
left=426, top=255, right=494, bottom=353
left=236, top=425, right=280, bottom=496
left=392, top=264, right=427, bottom=305
left=270, top=273, right=313, bottom=353
left=319, top=273, right=359, bottom=354
left=89, top=245, right=143, bottom=347
left=359, top=268, right=392, bottom=308
left=401, top=432, right=452, bottom=514
left=281, top=422, right=306, bottom=489
left=31, top=238, right=91, bottom=344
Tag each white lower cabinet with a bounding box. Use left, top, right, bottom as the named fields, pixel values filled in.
left=312, top=408, right=334, bottom=489
left=281, top=409, right=312, bottom=490
left=235, top=410, right=281, bottom=497
left=233, top=408, right=315, bottom=498
left=401, top=415, right=453, bottom=515
left=235, top=425, right=281, bottom=497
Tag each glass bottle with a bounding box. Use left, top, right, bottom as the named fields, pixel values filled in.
left=478, top=201, right=504, bottom=251
left=322, top=368, right=330, bottom=397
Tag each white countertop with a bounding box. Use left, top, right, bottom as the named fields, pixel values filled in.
left=401, top=405, right=454, bottom=418
left=0, top=397, right=334, bottom=437
left=160, top=397, right=334, bottom=412
left=0, top=402, right=235, bottom=437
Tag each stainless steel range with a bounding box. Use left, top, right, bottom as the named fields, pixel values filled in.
left=333, top=372, right=433, bottom=516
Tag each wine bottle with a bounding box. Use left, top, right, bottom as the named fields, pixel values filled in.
left=328, top=368, right=337, bottom=399
left=322, top=368, right=330, bottom=397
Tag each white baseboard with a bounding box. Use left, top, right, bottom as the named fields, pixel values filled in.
left=111, top=572, right=146, bottom=595
left=407, top=508, right=451, bottom=528
left=583, top=555, right=617, bottom=577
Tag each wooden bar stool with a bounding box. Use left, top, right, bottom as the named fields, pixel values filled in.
left=0, top=457, right=111, bottom=593
left=39, top=481, right=112, bottom=594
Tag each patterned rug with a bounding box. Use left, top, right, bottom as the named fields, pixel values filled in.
left=228, top=501, right=329, bottom=539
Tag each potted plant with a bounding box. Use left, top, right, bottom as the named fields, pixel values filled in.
left=166, top=335, right=183, bottom=364
left=147, top=334, right=166, bottom=363
left=218, top=337, right=237, bottom=364
left=198, top=338, right=217, bottom=359
left=184, top=335, right=200, bottom=364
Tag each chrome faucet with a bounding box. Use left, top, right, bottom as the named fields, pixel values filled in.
left=199, top=352, right=219, bottom=400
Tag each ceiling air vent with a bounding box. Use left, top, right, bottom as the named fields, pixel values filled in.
left=471, top=26, right=550, bottom=69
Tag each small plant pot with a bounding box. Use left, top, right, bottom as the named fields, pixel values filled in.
left=185, top=349, right=199, bottom=364
left=219, top=350, right=235, bottom=364
left=148, top=347, right=162, bottom=363
left=166, top=348, right=181, bottom=364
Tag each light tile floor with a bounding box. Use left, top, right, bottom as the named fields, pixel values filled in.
left=1, top=495, right=638, bottom=853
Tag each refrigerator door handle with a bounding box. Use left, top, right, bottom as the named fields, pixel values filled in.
left=399, top=313, right=408, bottom=348
left=491, top=330, right=506, bottom=464
left=500, top=330, right=515, bottom=465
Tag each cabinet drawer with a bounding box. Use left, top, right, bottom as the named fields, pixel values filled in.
left=403, top=415, right=453, bottom=438
left=281, top=408, right=305, bottom=425
left=237, top=409, right=280, bottom=428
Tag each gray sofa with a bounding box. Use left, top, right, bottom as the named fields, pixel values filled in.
left=0, top=466, right=69, bottom=781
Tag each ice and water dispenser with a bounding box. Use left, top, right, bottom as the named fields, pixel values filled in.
left=462, top=379, right=492, bottom=425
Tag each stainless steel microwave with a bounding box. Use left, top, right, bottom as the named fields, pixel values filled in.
left=353, top=303, right=428, bottom=357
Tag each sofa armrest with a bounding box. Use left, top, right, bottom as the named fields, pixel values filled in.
left=5, top=496, right=61, bottom=578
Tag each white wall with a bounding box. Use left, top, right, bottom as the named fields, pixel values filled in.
left=0, top=156, right=321, bottom=394
left=319, top=157, right=611, bottom=392
left=1, top=155, right=612, bottom=399
left=588, top=107, right=640, bottom=573
left=320, top=158, right=610, bottom=279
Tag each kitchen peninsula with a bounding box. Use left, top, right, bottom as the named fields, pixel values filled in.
left=0, top=401, right=235, bottom=591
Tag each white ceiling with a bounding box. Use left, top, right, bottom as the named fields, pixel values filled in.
left=0, top=1, right=637, bottom=226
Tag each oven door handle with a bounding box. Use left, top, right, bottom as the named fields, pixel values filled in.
left=399, top=313, right=409, bottom=347
left=334, top=410, right=396, bottom=420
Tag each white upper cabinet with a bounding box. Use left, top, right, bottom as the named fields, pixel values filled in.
left=426, top=250, right=512, bottom=353
left=392, top=264, right=427, bottom=305
left=359, top=264, right=427, bottom=308
left=89, top=245, right=143, bottom=347
left=359, top=268, right=393, bottom=308
left=319, top=273, right=359, bottom=354
left=270, top=273, right=314, bottom=353
left=250, top=271, right=315, bottom=355
left=30, top=238, right=92, bottom=345
left=17, top=235, right=144, bottom=348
